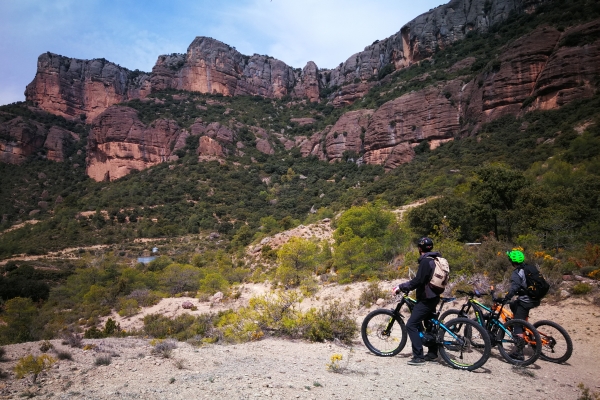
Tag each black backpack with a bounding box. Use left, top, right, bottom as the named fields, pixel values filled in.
left=521, top=264, right=550, bottom=300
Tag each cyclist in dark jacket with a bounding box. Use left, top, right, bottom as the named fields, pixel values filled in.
left=504, top=249, right=541, bottom=359
left=393, top=237, right=442, bottom=366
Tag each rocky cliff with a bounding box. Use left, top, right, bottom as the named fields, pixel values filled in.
left=86, top=106, right=277, bottom=181
left=14, top=0, right=600, bottom=177
left=25, top=53, right=151, bottom=121
left=323, top=0, right=545, bottom=91
left=25, top=0, right=544, bottom=122
left=300, top=21, right=600, bottom=168
left=0, top=112, right=79, bottom=164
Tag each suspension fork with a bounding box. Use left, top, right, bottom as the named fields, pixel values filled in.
left=383, top=298, right=407, bottom=334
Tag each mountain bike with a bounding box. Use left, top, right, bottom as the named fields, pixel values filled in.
left=361, top=292, right=492, bottom=371
left=479, top=297, right=572, bottom=363
left=439, top=289, right=543, bottom=366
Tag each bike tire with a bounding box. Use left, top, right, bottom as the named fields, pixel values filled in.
left=533, top=320, right=573, bottom=363
left=361, top=309, right=407, bottom=357
left=496, top=319, right=541, bottom=366
left=439, top=309, right=463, bottom=323
left=438, top=317, right=491, bottom=371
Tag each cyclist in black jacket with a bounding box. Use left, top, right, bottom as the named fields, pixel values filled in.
left=503, top=249, right=541, bottom=360
left=393, top=237, right=442, bottom=366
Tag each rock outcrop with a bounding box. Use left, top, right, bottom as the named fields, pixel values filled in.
left=0, top=114, right=78, bottom=164
left=86, top=106, right=185, bottom=181
left=0, top=116, right=46, bottom=164
left=86, top=107, right=277, bottom=181
left=25, top=0, right=546, bottom=121
left=25, top=53, right=151, bottom=121
left=17, top=1, right=600, bottom=178
left=325, top=0, right=545, bottom=88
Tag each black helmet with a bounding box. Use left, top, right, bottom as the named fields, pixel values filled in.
left=417, top=237, right=434, bottom=252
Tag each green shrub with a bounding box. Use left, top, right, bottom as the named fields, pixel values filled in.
left=39, top=340, right=54, bottom=353
left=302, top=300, right=357, bottom=344
left=14, top=354, right=56, bottom=383
left=84, top=326, right=105, bottom=339
left=358, top=281, right=389, bottom=308
left=94, top=355, right=112, bottom=366
left=56, top=351, right=73, bottom=361
left=572, top=283, right=593, bottom=295
left=143, top=313, right=217, bottom=342
left=580, top=266, right=598, bottom=277
left=151, top=339, right=177, bottom=358
left=118, top=298, right=140, bottom=317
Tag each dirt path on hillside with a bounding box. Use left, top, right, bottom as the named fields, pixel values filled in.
left=1, top=287, right=599, bottom=400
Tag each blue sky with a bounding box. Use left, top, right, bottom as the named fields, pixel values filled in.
left=0, top=0, right=444, bottom=105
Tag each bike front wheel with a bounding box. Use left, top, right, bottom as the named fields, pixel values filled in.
left=533, top=320, right=573, bottom=363
left=361, top=309, right=407, bottom=356
left=438, top=317, right=491, bottom=371
left=496, top=319, right=541, bottom=366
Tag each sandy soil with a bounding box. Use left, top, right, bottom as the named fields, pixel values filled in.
left=1, top=282, right=599, bottom=400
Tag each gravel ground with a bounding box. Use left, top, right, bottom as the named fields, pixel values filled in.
left=1, top=295, right=599, bottom=400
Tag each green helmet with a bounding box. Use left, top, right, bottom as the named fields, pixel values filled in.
left=506, top=249, right=525, bottom=264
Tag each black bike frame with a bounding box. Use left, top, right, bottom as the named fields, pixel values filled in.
left=454, top=293, right=517, bottom=343
left=387, top=294, right=463, bottom=345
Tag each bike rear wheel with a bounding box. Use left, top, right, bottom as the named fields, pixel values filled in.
left=496, top=319, right=541, bottom=366
left=438, top=317, right=491, bottom=371
left=533, top=320, right=573, bottom=363
left=361, top=309, right=407, bottom=356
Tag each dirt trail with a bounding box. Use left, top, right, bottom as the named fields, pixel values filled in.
left=1, top=286, right=599, bottom=400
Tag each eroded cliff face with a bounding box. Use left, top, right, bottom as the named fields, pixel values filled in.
left=303, top=21, right=600, bottom=167
left=324, top=0, right=545, bottom=89
left=86, top=106, right=183, bottom=181
left=25, top=0, right=545, bottom=122
left=85, top=106, right=276, bottom=181
left=17, top=1, right=600, bottom=179
left=25, top=53, right=151, bottom=121
left=0, top=113, right=78, bottom=164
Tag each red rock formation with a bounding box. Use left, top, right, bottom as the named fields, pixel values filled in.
left=480, top=27, right=561, bottom=121
left=86, top=106, right=184, bottom=181
left=25, top=53, right=151, bottom=121
left=323, top=110, right=373, bottom=162
left=532, top=20, right=600, bottom=110
left=0, top=116, right=46, bottom=163
left=197, top=136, right=225, bottom=157
left=363, top=83, right=460, bottom=167
left=331, top=82, right=377, bottom=108
left=44, top=126, right=79, bottom=162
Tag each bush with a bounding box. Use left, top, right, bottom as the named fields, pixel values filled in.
left=302, top=300, right=357, bottom=345
left=151, top=339, right=178, bottom=358
left=60, top=331, right=83, bottom=348
left=143, top=313, right=218, bottom=342
left=580, top=266, right=598, bottom=277
left=14, top=354, right=56, bottom=383
left=572, top=283, right=593, bottom=295
left=39, top=340, right=54, bottom=353
left=84, top=326, right=105, bottom=339
left=56, top=351, right=73, bottom=361
left=94, top=355, right=112, bottom=366
left=358, top=281, right=389, bottom=308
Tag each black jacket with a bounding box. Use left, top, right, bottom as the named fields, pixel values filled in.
left=398, top=251, right=442, bottom=300
left=507, top=264, right=540, bottom=306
